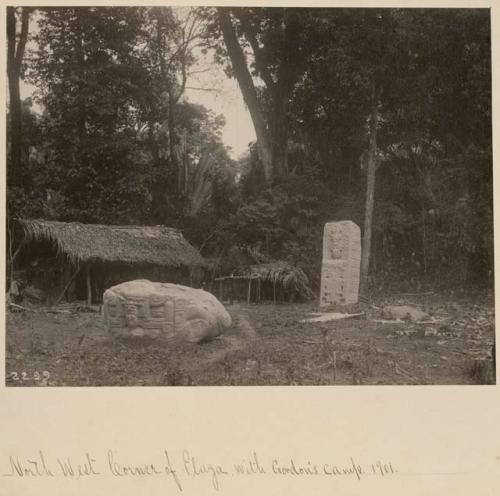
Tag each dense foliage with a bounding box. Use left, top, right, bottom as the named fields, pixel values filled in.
left=7, top=7, right=493, bottom=291
left=8, top=6, right=233, bottom=227
left=201, top=7, right=493, bottom=289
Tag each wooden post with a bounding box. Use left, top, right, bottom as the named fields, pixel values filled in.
left=8, top=233, right=26, bottom=289
left=86, top=264, right=92, bottom=306
left=360, top=84, right=379, bottom=294
left=10, top=237, right=26, bottom=264
left=273, top=280, right=276, bottom=305
left=257, top=278, right=261, bottom=303
left=173, top=297, right=176, bottom=333
left=218, top=278, right=222, bottom=300
left=55, top=265, right=81, bottom=305
left=230, top=277, right=234, bottom=304
left=247, top=278, right=252, bottom=304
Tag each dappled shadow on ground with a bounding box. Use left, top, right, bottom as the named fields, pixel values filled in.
left=5, top=291, right=495, bottom=386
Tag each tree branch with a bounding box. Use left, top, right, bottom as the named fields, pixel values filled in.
left=188, top=67, right=212, bottom=76
left=233, top=9, right=276, bottom=92
left=6, top=7, right=16, bottom=75
left=171, top=61, right=188, bottom=103
left=185, top=86, right=220, bottom=93
left=217, top=7, right=273, bottom=182
left=14, top=8, right=30, bottom=70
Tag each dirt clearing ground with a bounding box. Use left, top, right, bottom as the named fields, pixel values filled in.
left=5, top=292, right=495, bottom=386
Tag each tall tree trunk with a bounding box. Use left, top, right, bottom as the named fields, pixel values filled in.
left=189, top=153, right=214, bottom=216
left=360, top=93, right=379, bottom=294
left=217, top=8, right=273, bottom=183
left=167, top=93, right=181, bottom=192
left=157, top=11, right=180, bottom=194
left=74, top=11, right=87, bottom=151
left=149, top=119, right=166, bottom=223
left=271, top=9, right=291, bottom=177
left=7, top=67, right=21, bottom=181
left=271, top=89, right=289, bottom=178
left=7, top=7, right=30, bottom=186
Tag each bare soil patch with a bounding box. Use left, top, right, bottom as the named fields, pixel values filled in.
left=5, top=291, right=495, bottom=386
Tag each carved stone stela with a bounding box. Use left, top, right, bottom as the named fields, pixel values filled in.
left=320, top=221, right=361, bottom=306
left=103, top=280, right=232, bottom=343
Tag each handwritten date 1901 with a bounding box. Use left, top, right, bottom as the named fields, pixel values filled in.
left=372, top=461, right=396, bottom=476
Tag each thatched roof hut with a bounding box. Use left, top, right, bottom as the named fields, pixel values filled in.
left=17, top=219, right=205, bottom=268
left=235, top=261, right=314, bottom=300
left=14, top=219, right=205, bottom=305
left=214, top=261, right=313, bottom=303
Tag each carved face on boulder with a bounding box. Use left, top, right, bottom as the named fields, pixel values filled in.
left=124, top=303, right=140, bottom=329
left=102, top=280, right=232, bottom=343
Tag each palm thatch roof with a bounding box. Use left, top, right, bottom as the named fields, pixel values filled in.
left=18, top=219, right=205, bottom=268
left=234, top=261, right=314, bottom=299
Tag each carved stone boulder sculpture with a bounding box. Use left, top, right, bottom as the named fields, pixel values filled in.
left=102, top=280, right=232, bottom=343
left=320, top=221, right=361, bottom=307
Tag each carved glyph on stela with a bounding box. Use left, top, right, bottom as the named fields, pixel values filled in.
left=320, top=221, right=361, bottom=307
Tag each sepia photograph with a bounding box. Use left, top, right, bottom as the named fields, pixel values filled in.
left=5, top=5, right=494, bottom=386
